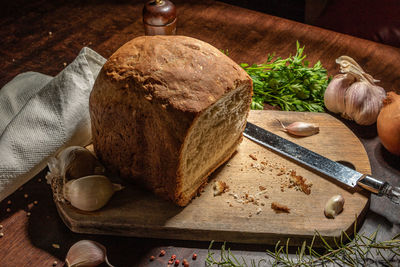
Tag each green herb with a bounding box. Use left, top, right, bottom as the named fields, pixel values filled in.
left=205, top=224, right=400, bottom=266
left=241, top=41, right=330, bottom=112
left=220, top=49, right=229, bottom=56
left=206, top=241, right=266, bottom=267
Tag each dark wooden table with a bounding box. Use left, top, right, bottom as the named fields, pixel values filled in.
left=1, top=1, right=400, bottom=266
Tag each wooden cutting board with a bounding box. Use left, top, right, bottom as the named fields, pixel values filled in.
left=55, top=110, right=370, bottom=246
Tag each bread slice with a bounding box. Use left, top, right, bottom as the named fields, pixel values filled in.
left=89, top=36, right=252, bottom=206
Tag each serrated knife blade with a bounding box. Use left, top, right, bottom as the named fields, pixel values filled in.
left=243, top=121, right=400, bottom=204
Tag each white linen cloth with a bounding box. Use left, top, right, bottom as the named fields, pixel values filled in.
left=0, top=47, right=106, bottom=201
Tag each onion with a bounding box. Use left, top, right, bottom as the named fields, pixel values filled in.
left=377, top=91, right=400, bottom=155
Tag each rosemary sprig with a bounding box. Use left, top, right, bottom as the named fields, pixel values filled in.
left=205, top=226, right=400, bottom=266
left=206, top=241, right=266, bottom=267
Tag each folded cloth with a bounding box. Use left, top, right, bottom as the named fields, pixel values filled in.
left=0, top=47, right=106, bottom=201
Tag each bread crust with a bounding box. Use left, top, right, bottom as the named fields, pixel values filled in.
left=101, top=35, right=250, bottom=113
left=90, top=36, right=252, bottom=206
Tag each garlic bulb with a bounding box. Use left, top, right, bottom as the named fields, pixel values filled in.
left=63, top=175, right=123, bottom=211
left=324, top=74, right=355, bottom=113
left=344, top=82, right=386, bottom=125
left=324, top=194, right=345, bottom=219
left=46, top=146, right=105, bottom=184
left=323, top=56, right=386, bottom=125
left=65, top=240, right=115, bottom=267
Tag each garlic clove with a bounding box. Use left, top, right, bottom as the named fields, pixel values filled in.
left=324, top=194, right=345, bottom=219
left=65, top=240, right=115, bottom=267
left=277, top=119, right=319, bottom=137
left=46, top=146, right=106, bottom=204
left=63, top=175, right=123, bottom=211
left=324, top=74, right=356, bottom=114
left=344, top=81, right=386, bottom=125
left=58, top=146, right=105, bottom=181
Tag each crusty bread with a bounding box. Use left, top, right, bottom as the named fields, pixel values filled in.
left=89, top=36, right=252, bottom=206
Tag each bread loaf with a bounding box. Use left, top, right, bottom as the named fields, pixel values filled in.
left=89, top=36, right=252, bottom=206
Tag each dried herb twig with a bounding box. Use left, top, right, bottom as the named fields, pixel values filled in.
left=205, top=224, right=400, bottom=267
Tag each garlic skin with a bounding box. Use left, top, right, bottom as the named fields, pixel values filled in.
left=46, top=146, right=105, bottom=184
left=63, top=175, right=123, bottom=211
left=278, top=120, right=319, bottom=137
left=324, top=74, right=355, bottom=113
left=66, top=240, right=115, bottom=267
left=323, top=56, right=386, bottom=125
left=324, top=194, right=345, bottom=219
left=344, top=82, right=386, bottom=125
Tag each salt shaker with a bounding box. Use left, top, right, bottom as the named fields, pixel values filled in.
left=143, top=0, right=177, bottom=35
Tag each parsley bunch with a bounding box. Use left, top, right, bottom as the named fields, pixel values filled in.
left=241, top=41, right=330, bottom=112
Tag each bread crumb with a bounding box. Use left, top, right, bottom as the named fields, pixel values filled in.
left=229, top=192, right=239, bottom=199
left=289, top=170, right=312, bottom=195
left=213, top=181, right=229, bottom=196
left=255, top=189, right=268, bottom=197
left=249, top=154, right=257, bottom=160
left=271, top=202, right=290, bottom=213
left=277, top=168, right=286, bottom=176
left=250, top=162, right=265, bottom=172
left=259, top=185, right=266, bottom=191
left=256, top=208, right=262, bottom=215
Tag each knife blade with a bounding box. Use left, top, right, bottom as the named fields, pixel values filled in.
left=244, top=121, right=400, bottom=205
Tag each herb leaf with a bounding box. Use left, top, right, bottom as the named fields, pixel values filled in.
left=241, top=41, right=330, bottom=112
left=205, top=226, right=400, bottom=266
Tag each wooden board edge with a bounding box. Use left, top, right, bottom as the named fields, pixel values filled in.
left=56, top=197, right=371, bottom=247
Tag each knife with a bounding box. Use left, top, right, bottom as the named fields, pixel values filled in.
left=243, top=122, right=400, bottom=205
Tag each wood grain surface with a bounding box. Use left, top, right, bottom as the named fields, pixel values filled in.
left=56, top=110, right=370, bottom=246
left=1, top=0, right=400, bottom=94
left=1, top=1, right=399, bottom=266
